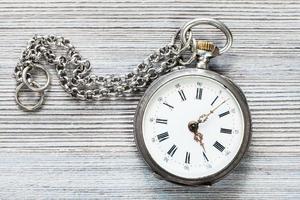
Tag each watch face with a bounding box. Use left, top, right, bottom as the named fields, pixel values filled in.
left=134, top=69, right=251, bottom=185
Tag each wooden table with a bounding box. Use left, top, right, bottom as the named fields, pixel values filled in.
left=0, top=0, right=299, bottom=199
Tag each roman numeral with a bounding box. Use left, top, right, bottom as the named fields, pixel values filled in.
left=178, top=90, right=186, bottom=101
left=185, top=152, right=190, bottom=164
left=156, top=118, right=167, bottom=124
left=167, top=144, right=178, bottom=157
left=163, top=102, right=174, bottom=109
left=196, top=88, right=203, bottom=100
left=211, top=96, right=219, bottom=105
left=219, top=111, right=230, bottom=118
left=220, top=128, right=232, bottom=134
left=157, top=132, right=169, bottom=142
left=203, top=152, right=209, bottom=162
left=213, top=141, right=225, bottom=152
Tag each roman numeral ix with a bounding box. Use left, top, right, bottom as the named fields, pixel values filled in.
left=156, top=118, right=167, bottom=124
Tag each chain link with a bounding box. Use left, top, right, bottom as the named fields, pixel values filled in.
left=13, top=18, right=233, bottom=112
left=14, top=31, right=194, bottom=109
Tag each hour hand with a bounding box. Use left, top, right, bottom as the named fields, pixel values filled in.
left=188, top=121, right=206, bottom=152
left=193, top=132, right=206, bottom=152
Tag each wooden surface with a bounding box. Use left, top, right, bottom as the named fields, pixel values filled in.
left=0, top=0, right=300, bottom=199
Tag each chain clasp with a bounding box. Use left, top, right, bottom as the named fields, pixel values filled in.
left=15, top=64, right=50, bottom=111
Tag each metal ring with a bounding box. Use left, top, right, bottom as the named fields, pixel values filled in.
left=15, top=81, right=45, bottom=111
left=170, top=29, right=193, bottom=47
left=22, top=64, right=51, bottom=92
left=180, top=18, right=233, bottom=55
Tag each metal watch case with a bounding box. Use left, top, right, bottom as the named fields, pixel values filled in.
left=134, top=68, right=252, bottom=186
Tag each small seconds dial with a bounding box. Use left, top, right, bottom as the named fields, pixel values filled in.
left=142, top=75, right=245, bottom=179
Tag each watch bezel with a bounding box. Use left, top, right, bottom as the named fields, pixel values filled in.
left=134, top=68, right=251, bottom=186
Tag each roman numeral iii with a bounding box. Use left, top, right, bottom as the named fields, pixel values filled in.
left=220, top=128, right=232, bottom=134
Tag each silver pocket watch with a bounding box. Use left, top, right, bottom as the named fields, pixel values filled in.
left=14, top=18, right=251, bottom=186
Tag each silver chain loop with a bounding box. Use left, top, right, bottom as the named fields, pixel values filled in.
left=13, top=30, right=195, bottom=111
left=13, top=18, right=232, bottom=111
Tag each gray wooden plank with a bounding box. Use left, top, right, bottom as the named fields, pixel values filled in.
left=0, top=0, right=299, bottom=199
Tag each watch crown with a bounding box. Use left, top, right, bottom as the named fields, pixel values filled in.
left=196, top=40, right=216, bottom=52
left=194, top=40, right=220, bottom=69
left=196, top=40, right=219, bottom=55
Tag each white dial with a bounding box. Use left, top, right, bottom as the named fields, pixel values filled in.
left=141, top=74, right=245, bottom=180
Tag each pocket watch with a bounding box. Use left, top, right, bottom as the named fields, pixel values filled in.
left=134, top=19, right=251, bottom=185
left=134, top=68, right=251, bottom=185
left=13, top=18, right=251, bottom=186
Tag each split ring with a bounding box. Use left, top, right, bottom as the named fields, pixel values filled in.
left=180, top=18, right=233, bottom=55
left=15, top=81, right=45, bottom=111
left=22, top=64, right=51, bottom=92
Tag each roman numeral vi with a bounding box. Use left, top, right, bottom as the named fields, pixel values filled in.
left=185, top=152, right=190, bottom=164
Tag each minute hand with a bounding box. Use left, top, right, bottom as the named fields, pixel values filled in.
left=198, top=98, right=229, bottom=123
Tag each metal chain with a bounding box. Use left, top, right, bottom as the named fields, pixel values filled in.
left=14, top=18, right=233, bottom=111
left=14, top=31, right=194, bottom=108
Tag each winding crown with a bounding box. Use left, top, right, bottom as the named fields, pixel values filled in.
left=196, top=40, right=216, bottom=51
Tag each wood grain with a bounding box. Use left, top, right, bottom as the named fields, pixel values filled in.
left=0, top=0, right=299, bottom=199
